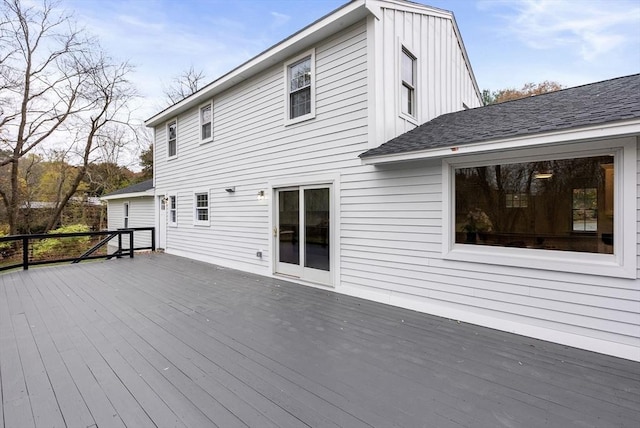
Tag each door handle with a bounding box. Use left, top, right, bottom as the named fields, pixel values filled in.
left=273, top=227, right=278, bottom=237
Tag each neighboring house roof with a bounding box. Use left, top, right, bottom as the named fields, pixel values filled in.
left=361, top=74, right=640, bottom=163
left=101, top=179, right=154, bottom=200
left=20, top=197, right=103, bottom=209
left=145, top=0, right=479, bottom=127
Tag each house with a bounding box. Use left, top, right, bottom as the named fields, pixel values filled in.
left=101, top=179, right=155, bottom=249
left=144, top=0, right=640, bottom=361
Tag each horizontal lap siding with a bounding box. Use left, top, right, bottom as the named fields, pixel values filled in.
left=107, top=197, right=154, bottom=249
left=155, top=22, right=369, bottom=272
left=339, top=158, right=640, bottom=357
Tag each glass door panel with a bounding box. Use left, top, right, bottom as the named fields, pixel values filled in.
left=304, top=188, right=329, bottom=271
left=278, top=190, right=299, bottom=266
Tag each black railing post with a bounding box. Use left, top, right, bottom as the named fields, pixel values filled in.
left=22, top=236, right=29, bottom=270
left=117, top=233, right=123, bottom=258
left=129, top=230, right=134, bottom=258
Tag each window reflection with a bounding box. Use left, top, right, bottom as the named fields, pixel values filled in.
left=455, top=155, right=614, bottom=254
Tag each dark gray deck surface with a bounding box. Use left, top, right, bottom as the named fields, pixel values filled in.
left=1, top=253, right=638, bottom=428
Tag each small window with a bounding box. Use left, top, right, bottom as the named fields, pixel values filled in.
left=401, top=48, right=416, bottom=117
left=168, top=195, right=177, bottom=226
left=200, top=103, right=212, bottom=142
left=123, top=202, right=129, bottom=228
left=194, top=192, right=209, bottom=226
left=285, top=50, right=315, bottom=124
left=167, top=120, right=177, bottom=158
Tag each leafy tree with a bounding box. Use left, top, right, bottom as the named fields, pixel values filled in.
left=482, top=81, right=564, bottom=105
left=139, top=144, right=153, bottom=180
left=0, top=0, right=136, bottom=233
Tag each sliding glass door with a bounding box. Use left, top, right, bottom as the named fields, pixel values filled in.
left=275, top=185, right=331, bottom=285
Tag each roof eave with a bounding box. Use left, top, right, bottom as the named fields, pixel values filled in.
left=361, top=119, right=640, bottom=165
left=145, top=0, right=369, bottom=128
left=101, top=189, right=155, bottom=201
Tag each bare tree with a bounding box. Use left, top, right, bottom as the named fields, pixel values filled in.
left=162, top=65, right=206, bottom=105
left=0, top=0, right=136, bottom=233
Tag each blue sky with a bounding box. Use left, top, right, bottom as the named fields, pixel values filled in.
left=63, top=0, right=640, bottom=121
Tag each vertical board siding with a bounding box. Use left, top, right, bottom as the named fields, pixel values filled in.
left=155, top=22, right=369, bottom=272
left=377, top=8, right=481, bottom=145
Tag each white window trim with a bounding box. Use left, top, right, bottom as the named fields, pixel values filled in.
left=199, top=101, right=213, bottom=144
left=284, top=48, right=316, bottom=126
left=168, top=194, right=177, bottom=227
left=399, top=43, right=418, bottom=124
left=123, top=201, right=130, bottom=229
left=167, top=119, right=178, bottom=159
left=193, top=190, right=210, bottom=227
left=442, top=137, right=637, bottom=279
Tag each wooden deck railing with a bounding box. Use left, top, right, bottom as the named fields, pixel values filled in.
left=0, top=227, right=155, bottom=272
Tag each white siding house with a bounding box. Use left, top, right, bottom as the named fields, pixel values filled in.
left=145, top=0, right=640, bottom=361
left=102, top=179, right=155, bottom=250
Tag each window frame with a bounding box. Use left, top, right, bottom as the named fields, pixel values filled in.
left=193, top=190, right=210, bottom=227
left=441, top=137, right=637, bottom=279
left=199, top=101, right=213, bottom=144
left=123, top=201, right=130, bottom=229
left=166, top=119, right=178, bottom=159
left=284, top=49, right=316, bottom=126
left=400, top=45, right=417, bottom=121
left=168, top=194, right=177, bottom=227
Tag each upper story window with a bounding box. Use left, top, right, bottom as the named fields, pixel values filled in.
left=443, top=137, right=637, bottom=278
left=167, top=120, right=177, bottom=158
left=285, top=49, right=315, bottom=125
left=401, top=47, right=416, bottom=117
left=194, top=191, right=209, bottom=226
left=200, top=102, right=212, bottom=142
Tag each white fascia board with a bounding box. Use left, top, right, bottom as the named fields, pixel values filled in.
left=145, top=0, right=368, bottom=128
left=101, top=189, right=155, bottom=201
left=361, top=120, right=640, bottom=165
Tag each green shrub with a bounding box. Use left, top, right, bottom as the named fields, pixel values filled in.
left=32, top=224, right=91, bottom=259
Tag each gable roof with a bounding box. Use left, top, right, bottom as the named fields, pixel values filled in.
left=361, top=74, right=640, bottom=163
left=101, top=179, right=154, bottom=200
left=145, top=0, right=477, bottom=127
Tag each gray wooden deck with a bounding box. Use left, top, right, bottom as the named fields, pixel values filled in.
left=0, top=253, right=638, bottom=428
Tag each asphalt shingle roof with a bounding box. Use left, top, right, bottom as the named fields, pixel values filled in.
left=103, top=179, right=153, bottom=197
left=360, top=74, right=640, bottom=159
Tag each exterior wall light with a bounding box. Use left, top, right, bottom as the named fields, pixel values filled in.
left=225, top=187, right=236, bottom=193
left=257, top=190, right=265, bottom=200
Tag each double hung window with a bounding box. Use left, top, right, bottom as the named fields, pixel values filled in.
left=167, top=120, right=177, bottom=158
left=401, top=47, right=416, bottom=117
left=200, top=103, right=212, bottom=142
left=194, top=192, right=209, bottom=226
left=285, top=50, right=315, bottom=123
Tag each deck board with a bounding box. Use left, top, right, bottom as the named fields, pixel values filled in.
left=1, top=253, right=639, bottom=428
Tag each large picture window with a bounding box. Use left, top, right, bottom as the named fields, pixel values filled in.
left=454, top=155, right=614, bottom=254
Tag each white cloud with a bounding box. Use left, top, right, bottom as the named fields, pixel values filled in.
left=480, top=0, right=640, bottom=61
left=270, top=11, right=291, bottom=27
